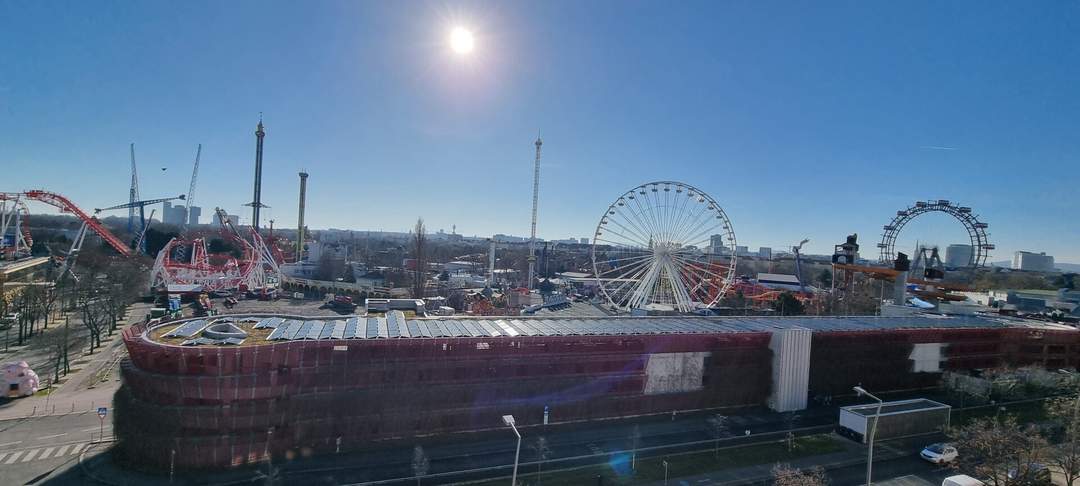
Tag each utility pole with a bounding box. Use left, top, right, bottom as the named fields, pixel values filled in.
left=527, top=132, right=542, bottom=290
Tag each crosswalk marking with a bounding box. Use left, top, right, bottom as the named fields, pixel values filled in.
left=0, top=442, right=90, bottom=466
left=21, top=449, right=39, bottom=462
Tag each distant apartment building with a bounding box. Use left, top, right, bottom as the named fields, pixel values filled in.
left=735, top=246, right=751, bottom=257
left=187, top=206, right=201, bottom=226
left=709, top=234, right=730, bottom=255
left=580, top=238, right=590, bottom=245
left=758, top=247, right=772, bottom=260
left=161, top=201, right=190, bottom=226
left=945, top=244, right=973, bottom=268
left=1012, top=251, right=1055, bottom=272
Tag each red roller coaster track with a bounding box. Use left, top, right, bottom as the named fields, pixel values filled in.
left=23, top=190, right=133, bottom=257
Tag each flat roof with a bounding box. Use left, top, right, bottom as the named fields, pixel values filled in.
left=842, top=398, right=950, bottom=417
left=146, top=312, right=1059, bottom=346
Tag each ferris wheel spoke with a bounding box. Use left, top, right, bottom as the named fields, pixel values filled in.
left=609, top=258, right=658, bottom=307
left=596, top=225, right=651, bottom=249
left=664, top=258, right=695, bottom=311
left=596, top=255, right=653, bottom=278
left=602, top=216, right=655, bottom=248
left=670, top=253, right=731, bottom=284
left=617, top=194, right=657, bottom=245
left=666, top=188, right=696, bottom=246
left=679, top=219, right=726, bottom=252
left=627, top=190, right=662, bottom=244
left=669, top=201, right=712, bottom=247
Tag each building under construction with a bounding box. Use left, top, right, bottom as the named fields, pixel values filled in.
left=116, top=312, right=1080, bottom=469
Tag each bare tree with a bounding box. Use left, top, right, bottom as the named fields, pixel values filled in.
left=772, top=464, right=828, bottom=486
left=529, top=435, right=551, bottom=484
left=949, top=415, right=1048, bottom=486
left=411, top=445, right=429, bottom=486
left=411, top=218, right=427, bottom=299
left=707, top=414, right=729, bottom=458
left=1045, top=396, right=1080, bottom=486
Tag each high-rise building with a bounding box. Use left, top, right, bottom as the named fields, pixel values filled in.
left=944, top=244, right=973, bottom=268
left=710, top=234, right=730, bottom=255
left=187, top=206, right=201, bottom=226
left=161, top=201, right=187, bottom=226
left=580, top=238, right=589, bottom=245
left=1012, top=251, right=1055, bottom=272
left=758, top=247, right=772, bottom=260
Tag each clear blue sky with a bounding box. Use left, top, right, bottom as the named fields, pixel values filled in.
left=2, top=1, right=1078, bottom=262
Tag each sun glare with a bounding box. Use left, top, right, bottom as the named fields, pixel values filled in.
left=450, top=27, right=474, bottom=54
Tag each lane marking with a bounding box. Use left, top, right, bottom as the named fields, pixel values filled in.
left=0, top=441, right=22, bottom=448
left=21, top=448, right=39, bottom=462
left=53, top=444, right=70, bottom=458
left=36, top=433, right=68, bottom=440
left=40, top=447, right=55, bottom=459
left=81, top=427, right=111, bottom=433
left=70, top=443, right=87, bottom=455
left=0, top=453, right=8, bottom=463
left=4, top=451, right=23, bottom=464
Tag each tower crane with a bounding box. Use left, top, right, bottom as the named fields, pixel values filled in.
left=95, top=194, right=185, bottom=254
left=184, top=144, right=201, bottom=229
left=792, top=238, right=810, bottom=293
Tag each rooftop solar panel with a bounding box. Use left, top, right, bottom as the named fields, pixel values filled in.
left=461, top=321, right=484, bottom=337
left=330, top=320, right=346, bottom=339
left=303, top=321, right=324, bottom=340
left=319, top=321, right=336, bottom=339
left=476, top=320, right=501, bottom=337
left=365, top=318, right=379, bottom=339
left=494, top=320, right=519, bottom=337
left=343, top=318, right=359, bottom=338
left=377, top=318, right=390, bottom=339
left=164, top=320, right=209, bottom=338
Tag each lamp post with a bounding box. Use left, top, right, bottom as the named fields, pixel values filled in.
left=853, top=386, right=883, bottom=486
left=662, top=459, right=669, bottom=486
left=503, top=415, right=521, bottom=486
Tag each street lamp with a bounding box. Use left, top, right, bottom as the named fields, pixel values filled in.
left=662, top=459, right=669, bottom=486
left=503, top=415, right=521, bottom=486
left=853, top=386, right=883, bottom=486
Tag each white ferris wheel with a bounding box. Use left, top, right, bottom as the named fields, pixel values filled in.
left=591, top=181, right=738, bottom=313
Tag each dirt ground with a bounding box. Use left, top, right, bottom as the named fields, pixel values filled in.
left=206, top=295, right=354, bottom=318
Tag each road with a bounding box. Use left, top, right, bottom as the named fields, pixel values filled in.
left=0, top=412, right=109, bottom=485
left=827, top=454, right=954, bottom=486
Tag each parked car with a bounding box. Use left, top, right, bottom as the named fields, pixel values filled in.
left=920, top=443, right=958, bottom=464
left=1007, top=463, right=1052, bottom=485
left=942, top=475, right=983, bottom=486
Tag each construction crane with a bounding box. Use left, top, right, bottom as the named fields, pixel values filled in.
left=134, top=209, right=156, bottom=258
left=215, top=207, right=242, bottom=240
left=128, top=143, right=139, bottom=233
left=792, top=238, right=810, bottom=293
left=184, top=144, right=201, bottom=230
left=95, top=195, right=185, bottom=254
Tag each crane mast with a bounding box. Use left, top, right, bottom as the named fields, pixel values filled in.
left=128, top=143, right=139, bottom=233
left=527, top=133, right=542, bottom=290
left=185, top=144, right=201, bottom=229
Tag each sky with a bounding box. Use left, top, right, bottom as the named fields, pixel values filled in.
left=2, top=1, right=1078, bottom=262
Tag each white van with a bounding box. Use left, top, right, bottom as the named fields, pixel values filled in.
left=942, top=475, right=984, bottom=486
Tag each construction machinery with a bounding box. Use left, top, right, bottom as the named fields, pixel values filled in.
left=0, top=193, right=33, bottom=260
left=95, top=194, right=185, bottom=254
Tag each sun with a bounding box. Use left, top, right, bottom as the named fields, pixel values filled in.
left=450, top=27, right=474, bottom=54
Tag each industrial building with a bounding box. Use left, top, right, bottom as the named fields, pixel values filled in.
left=116, top=312, right=1080, bottom=469
left=1013, top=251, right=1056, bottom=272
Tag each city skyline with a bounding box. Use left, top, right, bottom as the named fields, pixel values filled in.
left=3, top=1, right=1079, bottom=261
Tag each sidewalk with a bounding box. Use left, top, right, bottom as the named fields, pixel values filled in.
left=0, top=303, right=149, bottom=422
left=647, top=435, right=930, bottom=486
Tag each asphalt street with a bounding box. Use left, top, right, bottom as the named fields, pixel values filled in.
left=0, top=412, right=110, bottom=485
